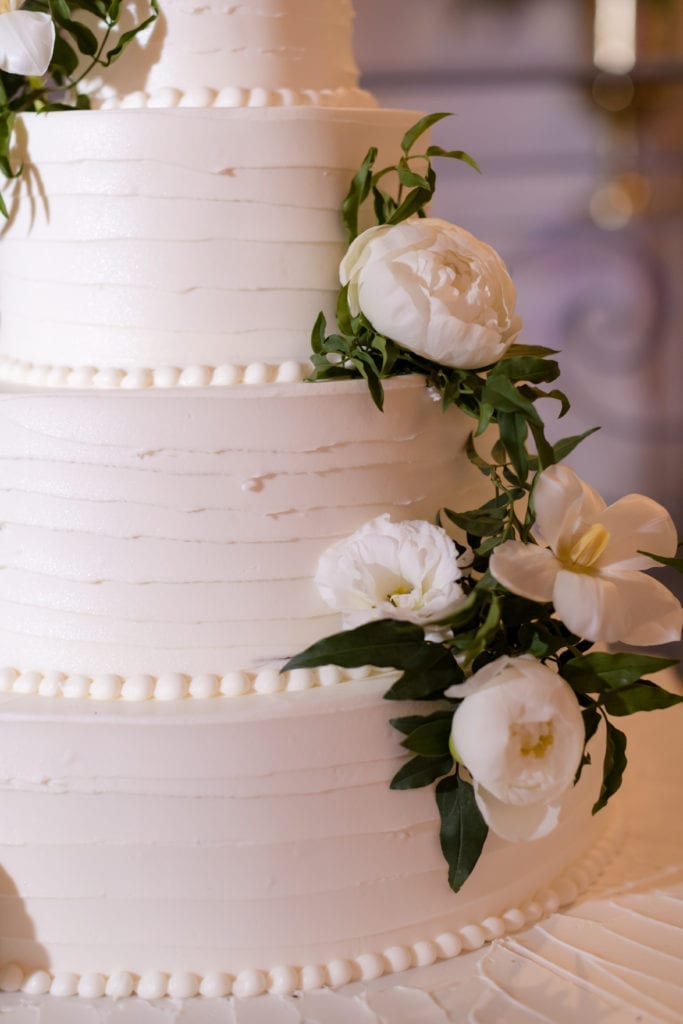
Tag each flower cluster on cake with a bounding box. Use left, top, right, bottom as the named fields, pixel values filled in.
left=0, top=1, right=681, bottom=1002
left=287, top=113, right=683, bottom=891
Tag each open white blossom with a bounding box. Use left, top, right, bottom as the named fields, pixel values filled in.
left=0, top=0, right=55, bottom=76
left=447, top=656, right=585, bottom=841
left=340, top=217, right=521, bottom=369
left=315, top=514, right=464, bottom=629
left=489, top=464, right=682, bottom=645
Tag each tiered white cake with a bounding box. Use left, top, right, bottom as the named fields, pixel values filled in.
left=0, top=0, right=614, bottom=1001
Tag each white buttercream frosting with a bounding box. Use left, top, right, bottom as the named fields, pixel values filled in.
left=0, top=107, right=415, bottom=378
left=92, top=0, right=374, bottom=108
left=0, top=681, right=617, bottom=993
left=0, top=378, right=488, bottom=679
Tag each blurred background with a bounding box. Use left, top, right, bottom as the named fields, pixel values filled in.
left=355, top=0, right=683, bottom=650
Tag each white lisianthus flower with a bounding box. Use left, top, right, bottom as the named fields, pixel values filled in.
left=315, top=513, right=464, bottom=628
left=489, top=464, right=682, bottom=645
left=447, top=656, right=585, bottom=841
left=340, top=217, right=521, bottom=369
left=0, top=0, right=55, bottom=76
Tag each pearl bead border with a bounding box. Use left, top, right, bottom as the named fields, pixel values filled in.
left=0, top=810, right=622, bottom=1000
left=0, top=664, right=380, bottom=701
left=96, top=85, right=376, bottom=111
left=0, top=355, right=313, bottom=389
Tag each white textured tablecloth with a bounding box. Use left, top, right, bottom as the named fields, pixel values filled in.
left=1, top=684, right=681, bottom=1024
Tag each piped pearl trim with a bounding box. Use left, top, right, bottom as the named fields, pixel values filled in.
left=0, top=811, right=622, bottom=999
left=0, top=356, right=313, bottom=389
left=0, top=664, right=379, bottom=701
left=97, top=85, right=376, bottom=110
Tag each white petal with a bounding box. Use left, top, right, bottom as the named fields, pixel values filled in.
left=474, top=784, right=562, bottom=841
left=532, top=465, right=606, bottom=553
left=0, top=10, right=55, bottom=77
left=552, top=570, right=630, bottom=643
left=597, top=493, right=679, bottom=571
left=489, top=541, right=559, bottom=602
left=357, top=257, right=432, bottom=348
left=552, top=567, right=682, bottom=645
left=603, top=569, right=683, bottom=646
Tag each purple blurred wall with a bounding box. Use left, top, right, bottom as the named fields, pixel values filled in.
left=355, top=0, right=683, bottom=527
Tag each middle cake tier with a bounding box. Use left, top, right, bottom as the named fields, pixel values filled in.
left=0, top=377, right=487, bottom=686
left=0, top=106, right=415, bottom=386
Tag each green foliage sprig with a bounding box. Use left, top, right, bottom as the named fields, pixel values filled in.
left=310, top=113, right=485, bottom=411
left=285, top=113, right=683, bottom=892
left=0, top=0, right=158, bottom=216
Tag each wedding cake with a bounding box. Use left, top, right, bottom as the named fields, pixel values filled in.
left=0, top=0, right=674, bottom=1004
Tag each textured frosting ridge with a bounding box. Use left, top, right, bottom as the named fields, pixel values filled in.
left=0, top=378, right=488, bottom=679
left=93, top=0, right=374, bottom=108
left=0, top=107, right=414, bottom=378
left=0, top=812, right=621, bottom=998
left=0, top=681, right=616, bottom=991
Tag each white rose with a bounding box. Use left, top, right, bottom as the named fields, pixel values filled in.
left=447, top=656, right=585, bottom=842
left=340, top=217, right=521, bottom=369
left=489, top=464, right=682, bottom=645
left=315, top=514, right=464, bottom=629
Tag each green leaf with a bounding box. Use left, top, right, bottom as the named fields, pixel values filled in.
left=465, top=432, right=497, bottom=478
left=48, top=0, right=71, bottom=21
left=62, top=19, right=99, bottom=56
left=384, top=642, right=465, bottom=701
left=103, top=0, right=160, bottom=66
left=563, top=652, right=678, bottom=694
left=354, top=353, right=385, bottom=411
left=491, top=356, right=560, bottom=386
left=281, top=619, right=425, bottom=673
left=391, top=754, right=453, bottom=791
left=601, top=681, right=683, bottom=716
left=522, top=385, right=571, bottom=418
left=310, top=311, right=327, bottom=354
left=371, top=184, right=396, bottom=225
left=390, top=709, right=455, bottom=736
left=528, top=419, right=556, bottom=472
left=502, top=344, right=560, bottom=359
left=637, top=550, right=683, bottom=572
left=336, top=285, right=353, bottom=337
left=401, top=112, right=451, bottom=155
left=387, top=186, right=432, bottom=225
left=498, top=411, right=528, bottom=482
left=443, top=504, right=508, bottom=538
left=482, top=375, right=542, bottom=425
left=460, top=593, right=502, bottom=665
left=550, top=427, right=600, bottom=464
left=51, top=33, right=79, bottom=76
left=341, top=145, right=377, bottom=241
left=593, top=720, right=627, bottom=814
left=575, top=704, right=601, bottom=783
left=436, top=774, right=489, bottom=893
left=397, top=157, right=431, bottom=190
left=400, top=716, right=453, bottom=757
left=425, top=145, right=481, bottom=173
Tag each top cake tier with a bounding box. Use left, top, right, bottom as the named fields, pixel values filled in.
left=96, top=0, right=375, bottom=109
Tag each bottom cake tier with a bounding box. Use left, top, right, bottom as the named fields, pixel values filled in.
left=0, top=678, right=616, bottom=999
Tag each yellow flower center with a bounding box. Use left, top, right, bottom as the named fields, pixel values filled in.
left=388, top=584, right=414, bottom=605
left=567, top=522, right=610, bottom=569
left=0, top=0, right=11, bottom=14
left=512, top=721, right=555, bottom=759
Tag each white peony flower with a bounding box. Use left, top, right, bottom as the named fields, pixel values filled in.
left=447, top=656, right=585, bottom=841
left=315, top=513, right=464, bottom=628
left=340, top=217, right=521, bottom=369
left=0, top=0, right=55, bottom=76
left=489, top=464, right=682, bottom=646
